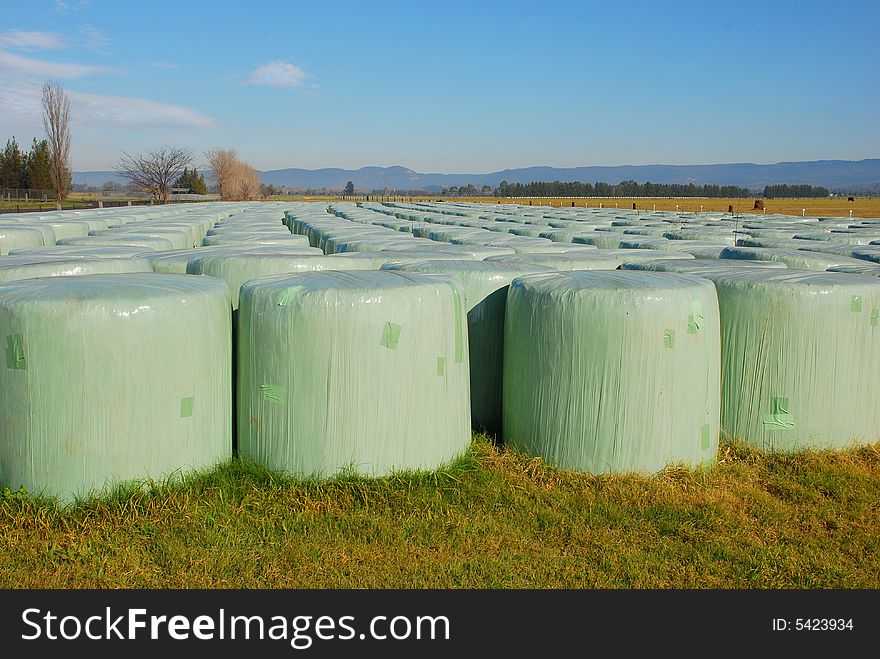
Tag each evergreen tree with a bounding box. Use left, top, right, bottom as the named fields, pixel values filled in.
left=190, top=168, right=207, bottom=195
left=344, top=180, right=355, bottom=195
left=26, top=139, right=53, bottom=191
left=0, top=138, right=25, bottom=189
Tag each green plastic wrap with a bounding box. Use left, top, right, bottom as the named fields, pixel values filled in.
left=794, top=231, right=880, bottom=245
left=503, top=270, right=720, bottom=473
left=720, top=246, right=866, bottom=271
left=0, top=226, right=48, bottom=255
left=9, top=245, right=153, bottom=259
left=826, top=264, right=880, bottom=277
left=696, top=270, right=880, bottom=450
left=572, top=232, right=631, bottom=248
left=42, top=221, right=92, bottom=240
left=485, top=253, right=624, bottom=270
left=381, top=260, right=555, bottom=432
left=622, top=259, right=787, bottom=272
left=326, top=251, right=476, bottom=270
left=188, top=253, right=374, bottom=309
left=100, top=229, right=190, bottom=250
left=0, top=274, right=232, bottom=501
left=202, top=234, right=311, bottom=247
left=147, top=246, right=323, bottom=274
left=237, top=270, right=471, bottom=477
left=0, top=257, right=152, bottom=282
left=58, top=236, right=175, bottom=251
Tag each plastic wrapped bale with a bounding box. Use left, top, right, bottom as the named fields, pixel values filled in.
left=0, top=257, right=152, bottom=282
left=571, top=232, right=631, bottom=249
left=602, top=248, right=694, bottom=264
left=698, top=270, right=880, bottom=450
left=852, top=246, right=880, bottom=263
left=187, top=252, right=374, bottom=309
left=42, top=221, right=92, bottom=240
left=237, top=270, right=471, bottom=477
left=327, top=251, right=476, bottom=270
left=827, top=263, right=880, bottom=278
left=622, top=259, right=787, bottom=272
left=485, top=253, right=623, bottom=271
left=0, top=226, right=48, bottom=255
left=719, top=247, right=866, bottom=271
left=0, top=274, right=232, bottom=501
left=794, top=231, right=880, bottom=246
left=101, top=229, right=190, bottom=250
left=382, top=260, right=555, bottom=433
left=503, top=271, right=720, bottom=473
left=148, top=246, right=323, bottom=274
left=8, top=245, right=153, bottom=259
left=57, top=236, right=175, bottom=251
left=662, top=230, right=737, bottom=245
left=202, top=233, right=311, bottom=247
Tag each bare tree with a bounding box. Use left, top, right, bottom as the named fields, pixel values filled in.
left=41, top=80, right=72, bottom=209
left=205, top=148, right=261, bottom=200
left=116, top=147, right=192, bottom=204
left=204, top=148, right=238, bottom=199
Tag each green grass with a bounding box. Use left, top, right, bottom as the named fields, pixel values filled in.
left=1, top=436, right=878, bottom=588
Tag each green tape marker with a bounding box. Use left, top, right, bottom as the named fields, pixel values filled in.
left=380, top=322, right=401, bottom=349
left=276, top=286, right=304, bottom=307
left=762, top=396, right=794, bottom=430
left=260, top=384, right=286, bottom=405
left=449, top=285, right=464, bottom=363
left=701, top=424, right=711, bottom=451
left=436, top=356, right=446, bottom=376
left=663, top=329, right=675, bottom=349
left=180, top=396, right=195, bottom=418
left=851, top=295, right=863, bottom=313
left=5, top=334, right=26, bottom=370
left=870, top=308, right=878, bottom=327
left=687, top=300, right=704, bottom=334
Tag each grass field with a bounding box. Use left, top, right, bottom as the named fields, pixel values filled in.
left=1, top=436, right=877, bottom=588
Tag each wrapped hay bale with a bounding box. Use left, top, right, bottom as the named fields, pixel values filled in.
left=0, top=274, right=232, bottom=501
left=503, top=270, right=720, bottom=473
left=622, top=259, right=787, bottom=272
left=485, top=252, right=624, bottom=271
left=382, top=260, right=555, bottom=432
left=0, top=226, right=48, bottom=255
left=697, top=270, right=880, bottom=450
left=202, top=233, right=311, bottom=247
left=237, top=270, right=471, bottom=477
left=720, top=246, right=866, bottom=271
left=0, top=257, right=152, bottom=283
left=187, top=252, right=373, bottom=309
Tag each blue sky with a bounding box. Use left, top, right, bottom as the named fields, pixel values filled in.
left=1, top=0, right=878, bottom=172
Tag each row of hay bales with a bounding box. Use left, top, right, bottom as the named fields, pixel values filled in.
left=0, top=200, right=879, bottom=501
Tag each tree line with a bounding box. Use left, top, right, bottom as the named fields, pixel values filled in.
left=0, top=137, right=55, bottom=191
left=762, top=184, right=829, bottom=198
left=494, top=179, right=751, bottom=198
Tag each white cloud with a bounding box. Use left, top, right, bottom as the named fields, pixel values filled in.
left=0, top=77, right=216, bottom=131
left=80, top=25, right=109, bottom=53
left=0, top=30, right=66, bottom=50
left=0, top=50, right=109, bottom=78
left=248, top=60, right=308, bottom=88
left=54, top=0, right=90, bottom=12
left=69, top=90, right=216, bottom=129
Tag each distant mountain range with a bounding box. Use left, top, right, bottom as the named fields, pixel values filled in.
left=74, top=159, right=880, bottom=193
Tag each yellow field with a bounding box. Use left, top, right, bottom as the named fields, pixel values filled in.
left=288, top=196, right=880, bottom=219
left=445, top=197, right=880, bottom=219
